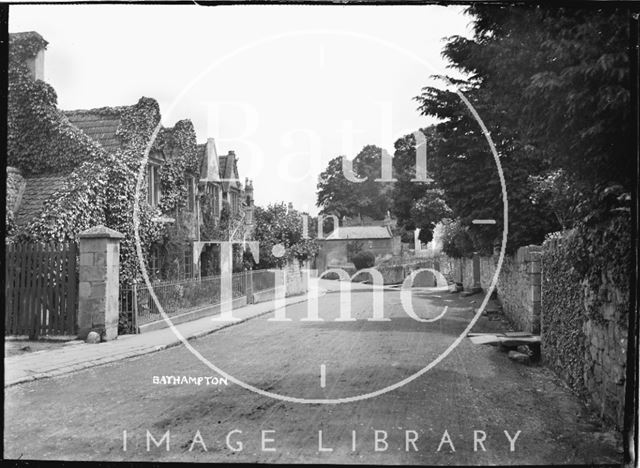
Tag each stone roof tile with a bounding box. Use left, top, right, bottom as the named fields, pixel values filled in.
left=64, top=110, right=122, bottom=152
left=14, top=174, right=69, bottom=227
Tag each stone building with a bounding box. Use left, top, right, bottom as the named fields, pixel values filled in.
left=6, top=31, right=256, bottom=281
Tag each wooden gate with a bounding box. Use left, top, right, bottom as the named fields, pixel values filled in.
left=5, top=242, right=78, bottom=337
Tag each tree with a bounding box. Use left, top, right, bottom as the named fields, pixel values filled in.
left=440, top=218, right=475, bottom=258
left=316, top=145, right=394, bottom=220
left=252, top=203, right=318, bottom=269
left=529, top=169, right=586, bottom=231
left=414, top=5, right=630, bottom=253
left=391, top=129, right=452, bottom=244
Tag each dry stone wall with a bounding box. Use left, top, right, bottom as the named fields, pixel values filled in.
left=542, top=228, right=629, bottom=429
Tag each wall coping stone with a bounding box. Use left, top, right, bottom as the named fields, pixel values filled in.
left=78, top=225, right=125, bottom=239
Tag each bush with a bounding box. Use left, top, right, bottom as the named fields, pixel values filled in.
left=352, top=250, right=375, bottom=270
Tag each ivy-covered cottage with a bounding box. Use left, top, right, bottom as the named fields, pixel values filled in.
left=6, top=31, right=255, bottom=284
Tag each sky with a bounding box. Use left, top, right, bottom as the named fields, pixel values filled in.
left=9, top=4, right=473, bottom=215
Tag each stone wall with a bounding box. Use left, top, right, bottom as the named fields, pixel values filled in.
left=496, top=246, right=542, bottom=333
left=284, top=259, right=307, bottom=297
left=542, top=231, right=629, bottom=429
left=437, top=246, right=542, bottom=333
left=430, top=219, right=630, bottom=429
left=77, top=226, right=123, bottom=341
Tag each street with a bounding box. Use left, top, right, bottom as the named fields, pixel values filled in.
left=4, top=286, right=622, bottom=464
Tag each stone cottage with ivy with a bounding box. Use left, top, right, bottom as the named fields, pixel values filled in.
left=6, top=31, right=256, bottom=284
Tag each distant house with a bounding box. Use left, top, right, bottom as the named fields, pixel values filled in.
left=317, top=225, right=401, bottom=272
left=196, top=140, right=254, bottom=224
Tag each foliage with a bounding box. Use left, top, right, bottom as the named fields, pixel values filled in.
left=7, top=34, right=107, bottom=174
left=7, top=33, right=202, bottom=286
left=252, top=203, right=319, bottom=269
left=414, top=5, right=631, bottom=253
left=528, top=169, right=586, bottom=230
left=316, top=145, right=394, bottom=220
left=541, top=205, right=631, bottom=402
left=155, top=120, right=200, bottom=214
left=541, top=229, right=586, bottom=396
left=5, top=211, right=16, bottom=238
left=391, top=128, right=452, bottom=244
left=440, top=219, right=476, bottom=258
left=346, top=240, right=364, bottom=260
left=352, top=250, right=376, bottom=270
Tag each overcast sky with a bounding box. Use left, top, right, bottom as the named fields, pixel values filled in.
left=9, top=5, right=472, bottom=215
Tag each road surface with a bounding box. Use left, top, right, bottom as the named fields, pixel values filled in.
left=4, top=286, right=622, bottom=464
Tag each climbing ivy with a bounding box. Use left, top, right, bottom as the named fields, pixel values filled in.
left=7, top=33, right=203, bottom=286
left=8, top=34, right=108, bottom=175
left=154, top=119, right=200, bottom=214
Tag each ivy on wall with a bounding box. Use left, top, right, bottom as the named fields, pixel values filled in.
left=7, top=33, right=204, bottom=286
left=155, top=120, right=200, bottom=214
left=541, top=230, right=587, bottom=396
left=8, top=34, right=107, bottom=175
left=541, top=204, right=631, bottom=410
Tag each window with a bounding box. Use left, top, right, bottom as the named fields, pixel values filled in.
left=206, top=184, right=220, bottom=217
left=186, top=176, right=195, bottom=212
left=146, top=165, right=161, bottom=207
left=230, top=190, right=239, bottom=215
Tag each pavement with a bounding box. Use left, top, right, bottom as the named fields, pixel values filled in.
left=4, top=287, right=325, bottom=388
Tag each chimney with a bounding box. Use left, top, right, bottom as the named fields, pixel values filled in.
left=28, top=46, right=45, bottom=81
left=201, top=137, right=221, bottom=182
left=11, top=32, right=47, bottom=81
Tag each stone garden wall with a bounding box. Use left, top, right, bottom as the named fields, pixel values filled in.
left=541, top=216, right=630, bottom=429
left=283, top=258, right=307, bottom=296
left=438, top=247, right=542, bottom=333
left=436, top=217, right=630, bottom=428
left=496, top=246, right=542, bottom=333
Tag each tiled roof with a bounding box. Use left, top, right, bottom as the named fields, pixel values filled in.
left=14, top=174, right=69, bottom=227
left=218, top=155, right=228, bottom=180
left=64, top=108, right=125, bottom=152
left=218, top=153, right=243, bottom=191
left=325, top=225, right=392, bottom=240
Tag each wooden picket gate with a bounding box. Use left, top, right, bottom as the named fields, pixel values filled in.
left=4, top=242, right=79, bottom=337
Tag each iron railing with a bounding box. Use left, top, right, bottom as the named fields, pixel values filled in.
left=119, top=269, right=277, bottom=333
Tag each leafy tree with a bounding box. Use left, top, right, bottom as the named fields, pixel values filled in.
left=440, top=218, right=475, bottom=258
left=252, top=203, right=318, bottom=269
left=414, top=5, right=630, bottom=254
left=529, top=169, right=586, bottom=230
left=391, top=129, right=452, bottom=244
left=316, top=145, right=393, bottom=220
left=352, top=250, right=376, bottom=270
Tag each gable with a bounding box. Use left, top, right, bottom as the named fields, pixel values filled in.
left=218, top=152, right=242, bottom=192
